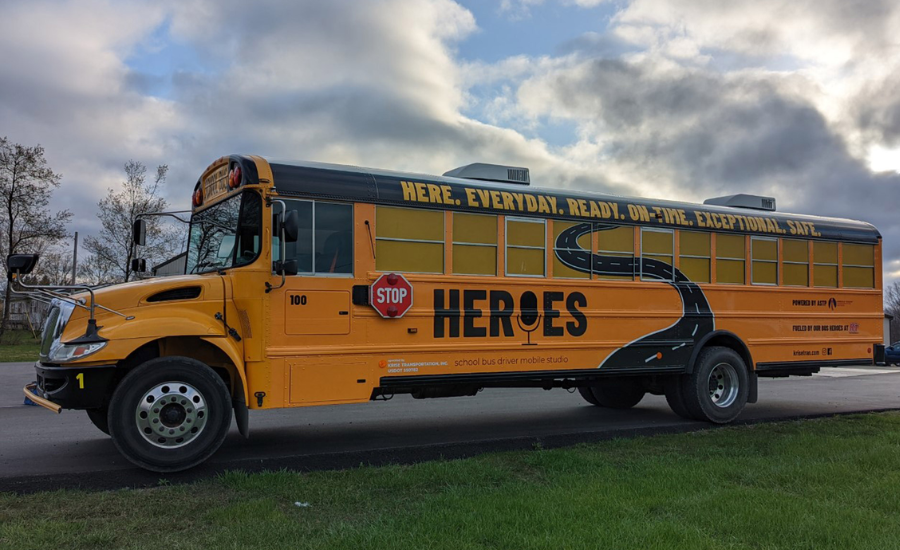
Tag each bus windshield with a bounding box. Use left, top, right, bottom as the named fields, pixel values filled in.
left=186, top=191, right=262, bottom=274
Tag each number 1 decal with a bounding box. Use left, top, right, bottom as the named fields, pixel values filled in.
left=76, top=372, right=84, bottom=390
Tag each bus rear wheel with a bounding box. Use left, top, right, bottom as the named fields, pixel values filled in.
left=577, top=386, right=600, bottom=406
left=107, top=357, right=232, bottom=472
left=580, top=378, right=645, bottom=409
left=680, top=346, right=748, bottom=424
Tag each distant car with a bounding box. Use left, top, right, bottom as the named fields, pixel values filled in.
left=886, top=342, right=900, bottom=366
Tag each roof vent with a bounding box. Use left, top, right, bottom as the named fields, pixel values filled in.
left=443, top=163, right=530, bottom=185
left=704, top=194, right=776, bottom=212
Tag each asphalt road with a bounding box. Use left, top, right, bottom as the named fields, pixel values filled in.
left=2, top=361, right=899, bottom=493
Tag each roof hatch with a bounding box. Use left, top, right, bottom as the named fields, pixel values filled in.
left=443, top=163, right=530, bottom=185
left=704, top=194, right=776, bottom=212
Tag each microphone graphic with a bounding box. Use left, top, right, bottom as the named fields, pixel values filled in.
left=516, top=291, right=541, bottom=346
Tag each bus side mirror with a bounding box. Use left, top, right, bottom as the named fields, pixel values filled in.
left=131, top=258, right=147, bottom=273
left=133, top=219, right=147, bottom=246
left=6, top=254, right=39, bottom=281
left=283, top=210, right=299, bottom=243
left=275, top=259, right=298, bottom=276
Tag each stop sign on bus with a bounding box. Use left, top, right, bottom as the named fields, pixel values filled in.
left=370, top=273, right=414, bottom=318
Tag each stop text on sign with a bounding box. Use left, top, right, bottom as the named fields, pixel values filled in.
left=375, top=287, right=408, bottom=304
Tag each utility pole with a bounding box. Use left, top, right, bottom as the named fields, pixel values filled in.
left=72, top=232, right=78, bottom=285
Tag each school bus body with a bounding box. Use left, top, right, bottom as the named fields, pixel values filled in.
left=24, top=154, right=883, bottom=470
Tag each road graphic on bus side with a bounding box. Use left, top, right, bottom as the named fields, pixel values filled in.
left=554, top=223, right=715, bottom=368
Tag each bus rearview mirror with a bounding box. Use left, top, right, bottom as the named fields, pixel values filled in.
left=6, top=254, right=39, bottom=281
left=131, top=258, right=147, bottom=273
left=133, top=219, right=147, bottom=246
left=275, top=259, right=298, bottom=276
left=283, top=210, right=299, bottom=243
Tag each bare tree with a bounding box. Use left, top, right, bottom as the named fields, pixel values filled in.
left=77, top=253, right=119, bottom=286
left=0, top=137, right=72, bottom=340
left=34, top=246, right=75, bottom=286
left=83, top=160, right=181, bottom=284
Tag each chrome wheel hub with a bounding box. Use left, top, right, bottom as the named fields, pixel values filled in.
left=707, top=363, right=739, bottom=408
left=136, top=382, right=207, bottom=448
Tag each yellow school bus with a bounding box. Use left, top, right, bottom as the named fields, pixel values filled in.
left=15, top=155, right=883, bottom=471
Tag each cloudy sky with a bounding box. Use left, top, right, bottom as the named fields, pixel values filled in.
left=2, top=0, right=899, bottom=285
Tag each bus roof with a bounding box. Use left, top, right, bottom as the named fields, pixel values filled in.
left=261, top=157, right=880, bottom=244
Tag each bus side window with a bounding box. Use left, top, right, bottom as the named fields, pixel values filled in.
left=751, top=237, right=778, bottom=285
left=506, top=217, right=545, bottom=277
left=813, top=242, right=838, bottom=288
left=276, top=200, right=353, bottom=275
left=842, top=243, right=874, bottom=288
left=375, top=206, right=444, bottom=274
left=716, top=234, right=745, bottom=284
left=782, top=239, right=809, bottom=286
left=314, top=203, right=353, bottom=274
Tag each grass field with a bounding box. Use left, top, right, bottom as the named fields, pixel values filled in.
left=0, top=330, right=40, bottom=362
left=2, top=412, right=900, bottom=550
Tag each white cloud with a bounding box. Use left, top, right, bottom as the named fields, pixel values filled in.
left=2, top=0, right=898, bottom=286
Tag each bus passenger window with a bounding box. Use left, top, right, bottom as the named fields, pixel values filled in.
left=679, top=231, right=710, bottom=283
left=782, top=239, right=809, bottom=286
left=552, top=221, right=589, bottom=279
left=813, top=242, right=838, bottom=288
left=596, top=225, right=634, bottom=280
left=751, top=237, right=778, bottom=285
left=842, top=243, right=875, bottom=288
left=641, top=228, right=674, bottom=281
left=716, top=234, right=745, bottom=284
left=506, top=218, right=545, bottom=277
left=453, top=213, right=497, bottom=276
left=375, top=206, right=444, bottom=273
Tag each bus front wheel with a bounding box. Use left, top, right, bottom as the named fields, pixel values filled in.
left=107, top=357, right=232, bottom=472
left=680, top=346, right=748, bottom=424
left=86, top=407, right=110, bottom=435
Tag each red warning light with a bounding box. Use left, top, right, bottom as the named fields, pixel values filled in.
left=229, top=165, right=242, bottom=188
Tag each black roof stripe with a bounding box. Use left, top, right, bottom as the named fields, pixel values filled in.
left=265, top=159, right=880, bottom=243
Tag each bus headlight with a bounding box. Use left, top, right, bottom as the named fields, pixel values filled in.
left=49, top=341, right=107, bottom=363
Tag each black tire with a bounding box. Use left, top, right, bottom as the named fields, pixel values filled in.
left=587, top=378, right=645, bottom=409
left=664, top=377, right=695, bottom=420
left=86, top=407, right=110, bottom=435
left=107, top=356, right=232, bottom=472
left=577, top=386, right=601, bottom=406
left=680, top=346, right=748, bottom=424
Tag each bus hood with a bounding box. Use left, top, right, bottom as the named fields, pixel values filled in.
left=69, top=275, right=224, bottom=320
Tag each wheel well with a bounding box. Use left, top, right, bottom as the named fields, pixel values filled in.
left=689, top=332, right=753, bottom=374
left=117, top=337, right=237, bottom=396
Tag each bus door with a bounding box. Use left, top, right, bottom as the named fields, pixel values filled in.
left=268, top=199, right=368, bottom=404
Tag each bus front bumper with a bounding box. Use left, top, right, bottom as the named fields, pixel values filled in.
left=25, top=362, right=118, bottom=412
left=23, top=383, right=61, bottom=413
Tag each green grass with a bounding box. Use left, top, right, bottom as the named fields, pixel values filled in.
left=0, top=329, right=40, bottom=362
left=3, top=413, right=900, bottom=550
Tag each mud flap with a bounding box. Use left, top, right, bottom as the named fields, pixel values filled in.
left=748, top=371, right=758, bottom=404
left=234, top=393, right=250, bottom=438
